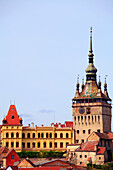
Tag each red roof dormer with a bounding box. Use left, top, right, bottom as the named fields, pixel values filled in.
left=2, top=105, right=22, bottom=126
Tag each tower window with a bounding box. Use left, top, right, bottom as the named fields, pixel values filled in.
left=44, top=142, right=46, bottom=148
left=60, top=142, right=63, bottom=148
left=32, top=142, right=35, bottom=148
left=77, top=130, right=79, bottom=134
left=81, top=139, right=84, bottom=143
left=86, top=108, right=91, bottom=114
left=38, top=133, right=40, bottom=138
left=88, top=129, right=91, bottom=134
left=22, top=133, right=25, bottom=138
left=11, top=133, right=14, bottom=138
left=41, top=133, right=44, bottom=138
left=22, top=142, right=25, bottom=148
left=83, top=130, right=85, bottom=134
left=16, top=132, right=19, bottom=138
left=33, top=133, right=35, bottom=138
left=27, top=142, right=30, bottom=148
left=80, top=155, right=82, bottom=158
left=46, top=133, right=48, bottom=138
left=66, top=142, right=69, bottom=147
left=27, top=133, right=30, bottom=138
left=12, top=116, right=14, bottom=119
left=11, top=142, right=14, bottom=148
left=6, top=133, right=9, bottom=138
left=97, top=129, right=100, bottom=133
left=50, top=133, right=52, bottom=138
left=49, top=142, right=52, bottom=148
left=16, top=142, right=19, bottom=148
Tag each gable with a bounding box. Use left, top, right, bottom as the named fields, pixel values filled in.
left=88, top=132, right=100, bottom=141
left=18, top=159, right=35, bottom=168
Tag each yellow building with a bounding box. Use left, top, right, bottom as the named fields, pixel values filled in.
left=1, top=105, right=74, bottom=152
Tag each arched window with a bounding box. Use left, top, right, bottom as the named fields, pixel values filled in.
left=27, top=133, right=30, bottom=138
left=60, top=142, right=63, bottom=148
left=22, top=133, right=25, bottom=138
left=11, top=142, right=14, bottom=148
left=11, top=132, right=14, bottom=138
left=44, top=142, right=46, bottom=148
left=55, top=133, right=57, bottom=138
left=38, top=133, right=40, bottom=138
left=66, top=142, right=69, bottom=147
left=49, top=142, right=52, bottom=148
left=98, top=115, right=100, bottom=122
left=6, top=133, right=9, bottom=138
left=50, top=133, right=52, bottom=138
left=66, top=133, right=69, bottom=138
left=37, top=142, right=40, bottom=148
left=33, top=133, right=35, bottom=138
left=16, top=132, right=19, bottom=138
left=41, top=133, right=44, bottom=138
left=46, top=133, right=48, bottom=138
left=6, top=142, right=9, bottom=147
left=60, top=133, right=63, bottom=138
left=32, top=142, right=35, bottom=148
left=16, top=142, right=19, bottom=148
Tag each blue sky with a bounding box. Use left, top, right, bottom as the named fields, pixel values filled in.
left=0, top=0, right=113, bottom=129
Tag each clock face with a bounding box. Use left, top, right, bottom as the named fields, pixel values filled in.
left=79, top=107, right=85, bottom=114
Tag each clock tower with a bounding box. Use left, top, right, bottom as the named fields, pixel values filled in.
left=72, top=28, right=112, bottom=144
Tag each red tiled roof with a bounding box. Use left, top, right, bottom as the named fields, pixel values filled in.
left=108, top=132, right=113, bottom=139
left=97, top=147, right=106, bottom=155
left=76, top=141, right=99, bottom=152
left=87, top=157, right=91, bottom=161
left=3, top=149, right=14, bottom=158
left=3, top=105, right=22, bottom=125
left=95, top=132, right=110, bottom=140
left=65, top=121, right=73, bottom=128
left=0, top=146, right=9, bottom=155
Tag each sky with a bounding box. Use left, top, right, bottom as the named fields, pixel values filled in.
left=0, top=0, right=113, bottom=129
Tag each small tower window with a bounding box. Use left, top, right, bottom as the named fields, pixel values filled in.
left=12, top=116, right=14, bottom=119
left=86, top=108, right=91, bottom=114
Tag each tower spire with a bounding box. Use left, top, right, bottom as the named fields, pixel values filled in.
left=85, top=27, right=97, bottom=81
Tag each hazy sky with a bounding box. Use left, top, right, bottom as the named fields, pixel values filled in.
left=0, top=0, right=113, bottom=129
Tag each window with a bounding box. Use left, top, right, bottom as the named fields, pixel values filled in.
left=66, top=142, right=69, bottom=147
left=22, top=142, right=25, bottom=148
left=81, top=116, right=83, bottom=121
left=27, top=142, right=30, bottom=148
left=27, top=133, right=30, bottom=138
left=98, top=115, right=100, bottom=122
left=11, top=133, right=14, bottom=138
left=50, top=133, right=52, bottom=138
left=16, top=132, right=19, bottom=138
left=44, top=142, right=46, bottom=148
left=88, top=129, right=91, bottom=134
left=6, top=142, right=9, bottom=147
left=83, top=130, right=85, bottom=134
left=80, top=155, right=82, bottom=158
left=76, top=140, right=79, bottom=143
left=97, top=129, right=100, bottom=133
left=99, top=157, right=101, bottom=160
left=60, top=133, right=63, bottom=138
left=33, top=133, right=35, bottom=138
left=54, top=142, right=57, bottom=148
left=55, top=133, right=57, bottom=138
left=60, top=142, right=63, bottom=148
left=86, top=107, right=90, bottom=114
left=46, top=133, right=48, bottom=138
left=78, top=116, right=80, bottom=121
left=77, top=130, right=79, bottom=134
left=81, top=139, right=84, bottom=143
left=71, top=133, right=73, bottom=138
left=66, top=133, right=69, bottom=138
left=85, top=155, right=87, bottom=158
left=38, top=133, right=40, bottom=138
left=32, top=142, right=35, bottom=148
left=80, top=162, right=82, bottom=164
left=41, top=133, right=44, bottom=138
left=37, top=142, right=40, bottom=148
left=6, top=133, right=9, bottom=138
left=16, top=142, right=19, bottom=148
left=22, top=133, right=25, bottom=138
left=95, top=116, right=96, bottom=122
left=12, top=116, right=14, bottom=119
left=11, top=155, right=14, bottom=159
left=11, top=142, right=14, bottom=148
left=50, top=142, right=52, bottom=148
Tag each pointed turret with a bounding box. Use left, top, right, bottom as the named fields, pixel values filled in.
left=104, top=76, right=109, bottom=97
left=98, top=76, right=101, bottom=89
left=81, top=79, right=85, bottom=91
left=85, top=27, right=97, bottom=81
left=75, top=76, right=80, bottom=97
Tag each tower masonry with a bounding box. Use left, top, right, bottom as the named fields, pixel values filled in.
left=72, top=28, right=112, bottom=144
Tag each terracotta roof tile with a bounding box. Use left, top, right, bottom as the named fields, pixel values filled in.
left=65, top=121, right=73, bottom=128
left=108, top=132, right=113, bottom=139
left=95, top=132, right=110, bottom=140
left=97, top=147, right=106, bottom=155
left=76, top=141, right=99, bottom=152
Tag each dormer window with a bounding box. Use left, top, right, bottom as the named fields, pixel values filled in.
left=12, top=116, right=14, bottom=119
left=12, top=108, right=14, bottom=110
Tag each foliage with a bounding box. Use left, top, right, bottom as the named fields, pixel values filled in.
left=87, top=163, right=92, bottom=170
left=18, top=150, right=65, bottom=158
left=107, top=162, right=113, bottom=167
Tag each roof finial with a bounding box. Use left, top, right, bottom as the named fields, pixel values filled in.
left=76, top=75, right=79, bottom=91
left=81, top=78, right=84, bottom=91
left=104, top=75, right=108, bottom=91
left=89, top=27, right=93, bottom=53
left=98, top=76, right=101, bottom=89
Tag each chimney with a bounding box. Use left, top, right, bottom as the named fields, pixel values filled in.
left=31, top=122, right=34, bottom=128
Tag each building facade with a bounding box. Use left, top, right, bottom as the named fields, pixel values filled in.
left=72, top=27, right=112, bottom=144
left=1, top=105, right=74, bottom=152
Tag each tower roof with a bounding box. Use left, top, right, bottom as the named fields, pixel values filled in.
left=2, top=105, right=22, bottom=125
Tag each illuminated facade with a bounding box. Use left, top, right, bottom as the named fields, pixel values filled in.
left=1, top=105, right=74, bottom=152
